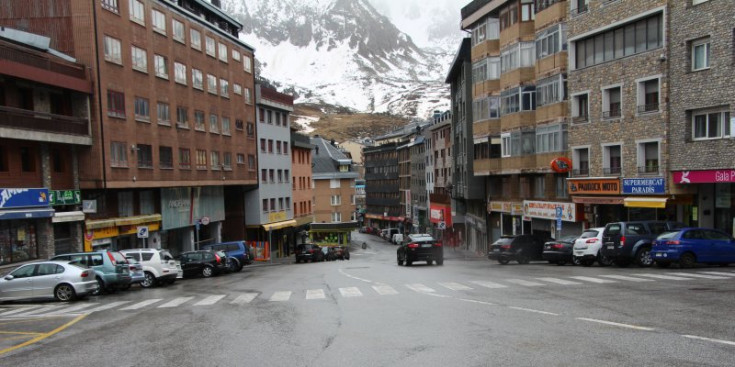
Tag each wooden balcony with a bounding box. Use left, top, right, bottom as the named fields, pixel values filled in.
left=473, top=118, right=501, bottom=137
left=535, top=52, right=568, bottom=77
left=535, top=1, right=568, bottom=31
left=473, top=79, right=500, bottom=99
left=536, top=101, right=568, bottom=124
left=500, top=111, right=536, bottom=131
left=501, top=155, right=536, bottom=172
left=471, top=39, right=500, bottom=62
left=500, top=67, right=535, bottom=90
left=499, top=21, right=535, bottom=49
left=0, top=105, right=92, bottom=145
left=474, top=158, right=501, bottom=176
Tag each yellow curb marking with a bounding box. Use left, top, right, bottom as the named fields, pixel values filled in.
left=0, top=314, right=87, bottom=356
left=0, top=316, right=68, bottom=326
left=0, top=331, right=43, bottom=336
left=0, top=335, right=36, bottom=342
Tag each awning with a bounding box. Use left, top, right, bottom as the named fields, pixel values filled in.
left=572, top=196, right=625, bottom=205
left=52, top=211, right=85, bottom=223
left=86, top=214, right=162, bottom=229
left=0, top=208, right=55, bottom=220
left=263, top=219, right=297, bottom=231
left=624, top=197, right=668, bottom=209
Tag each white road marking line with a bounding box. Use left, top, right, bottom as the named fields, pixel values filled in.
left=458, top=298, right=495, bottom=306
left=120, top=299, right=163, bottom=310
left=269, top=291, right=292, bottom=302
left=339, top=287, right=363, bottom=297
left=633, top=273, right=693, bottom=281
left=599, top=275, right=653, bottom=282
left=372, top=284, right=399, bottom=295
left=194, top=295, right=226, bottom=306
left=682, top=335, right=735, bottom=346
left=569, top=276, right=617, bottom=284
left=504, top=279, right=544, bottom=287
left=13, top=305, right=61, bottom=316
left=338, top=268, right=372, bottom=283
left=536, top=277, right=582, bottom=285
left=84, top=301, right=131, bottom=313
left=667, top=272, right=729, bottom=280
left=577, top=317, right=655, bottom=331
left=698, top=271, right=735, bottom=277
left=437, top=282, right=473, bottom=291
left=406, top=283, right=436, bottom=293
left=469, top=280, right=508, bottom=289
left=306, top=289, right=326, bottom=300
left=509, top=306, right=559, bottom=316
left=230, top=293, right=259, bottom=305
left=0, top=306, right=42, bottom=316
left=46, top=303, right=99, bottom=315
left=158, top=297, right=195, bottom=308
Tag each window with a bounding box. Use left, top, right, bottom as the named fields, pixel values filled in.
left=534, top=176, right=545, bottom=198
left=571, top=93, right=589, bottom=123
left=574, top=13, right=662, bottom=69
left=172, top=19, right=184, bottom=43
left=501, top=133, right=511, bottom=157
left=278, top=198, right=284, bottom=210
left=137, top=144, right=152, bottom=168
left=232, top=49, right=241, bottom=61
left=174, top=62, right=187, bottom=85
left=102, top=0, right=119, bottom=13
left=693, top=109, right=731, bottom=140
left=129, top=0, right=145, bottom=24
left=331, top=212, right=342, bottom=222
left=190, top=29, right=201, bottom=50
left=603, top=144, right=622, bottom=175
left=107, top=90, right=125, bottom=118
left=159, top=146, right=173, bottom=169
left=220, top=78, right=229, bottom=97
left=331, top=195, right=342, bottom=206
left=284, top=169, right=290, bottom=182
left=196, top=149, right=207, bottom=170
left=157, top=102, right=170, bottom=125
left=535, top=124, right=566, bottom=153
left=134, top=97, right=149, bottom=122
left=570, top=0, right=589, bottom=16
left=499, top=2, right=518, bottom=30
left=131, top=46, right=147, bottom=72
left=286, top=198, right=291, bottom=211
left=179, top=148, right=191, bottom=169
left=244, top=88, right=252, bottom=104
left=237, top=153, right=245, bottom=165
left=194, top=110, right=205, bottom=131
left=269, top=169, right=274, bottom=183
left=151, top=9, right=166, bottom=34
left=192, top=69, right=203, bottom=90
left=209, top=114, right=219, bottom=133
left=207, top=74, right=217, bottom=94
left=243, top=56, right=252, bottom=73
left=154, top=54, right=168, bottom=79
left=205, top=36, right=215, bottom=57
left=176, top=106, right=188, bottom=128
left=261, top=169, right=267, bottom=182
left=473, top=97, right=500, bottom=121
left=210, top=151, right=220, bottom=170
left=18, top=147, right=34, bottom=172
left=218, top=42, right=227, bottom=62
left=472, top=57, right=500, bottom=83
left=471, top=18, right=499, bottom=46
left=111, top=141, right=127, bottom=167
left=573, top=147, right=589, bottom=176
left=262, top=199, right=268, bottom=212
left=692, top=39, right=710, bottom=71
left=501, top=86, right=535, bottom=115
left=536, top=24, right=566, bottom=59
left=260, top=138, right=266, bottom=152
left=501, top=42, right=535, bottom=74
left=521, top=0, right=535, bottom=22
left=104, top=36, right=122, bottom=64
left=637, top=78, right=660, bottom=113
left=536, top=74, right=566, bottom=107
left=233, top=83, right=243, bottom=95
left=268, top=140, right=273, bottom=153
left=330, top=179, right=341, bottom=188
left=277, top=170, right=283, bottom=183
left=284, top=142, right=289, bottom=154
left=270, top=198, right=276, bottom=212
left=602, top=86, right=622, bottom=119
left=222, top=117, right=231, bottom=135
left=556, top=176, right=568, bottom=198
left=223, top=153, right=232, bottom=170
left=637, top=141, right=659, bottom=174
left=248, top=154, right=255, bottom=169
left=276, top=141, right=282, bottom=154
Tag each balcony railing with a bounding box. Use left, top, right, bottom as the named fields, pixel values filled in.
left=572, top=168, right=590, bottom=177
left=0, top=106, right=89, bottom=136
left=0, top=44, right=87, bottom=80
left=638, top=165, right=659, bottom=174
left=602, top=109, right=622, bottom=119
left=572, top=114, right=589, bottom=124
left=637, top=103, right=659, bottom=114
left=603, top=167, right=622, bottom=176
left=570, top=4, right=589, bottom=17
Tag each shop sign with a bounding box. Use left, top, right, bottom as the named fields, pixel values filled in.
left=49, top=190, right=81, bottom=206
left=488, top=201, right=523, bottom=215
left=160, top=187, right=224, bottom=230
left=568, top=179, right=620, bottom=195
left=89, top=226, right=119, bottom=240
left=622, top=177, right=666, bottom=195
left=523, top=201, right=578, bottom=222
left=550, top=157, right=572, bottom=173
left=0, top=188, right=49, bottom=209
left=673, top=170, right=735, bottom=184
left=429, top=204, right=452, bottom=227
left=268, top=211, right=287, bottom=223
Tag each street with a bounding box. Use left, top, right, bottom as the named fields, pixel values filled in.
left=1, top=231, right=735, bottom=367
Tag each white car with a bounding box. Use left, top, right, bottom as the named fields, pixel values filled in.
left=572, top=227, right=611, bottom=266
left=391, top=233, right=404, bottom=245
left=120, top=249, right=181, bottom=288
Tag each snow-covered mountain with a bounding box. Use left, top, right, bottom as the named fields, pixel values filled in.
left=221, top=0, right=459, bottom=119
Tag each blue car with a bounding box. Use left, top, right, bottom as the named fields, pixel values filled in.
left=201, top=241, right=252, bottom=272
left=652, top=227, right=735, bottom=268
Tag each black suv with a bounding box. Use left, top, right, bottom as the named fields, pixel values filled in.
left=295, top=244, right=324, bottom=263
left=397, top=234, right=443, bottom=266
left=488, top=235, right=547, bottom=265
left=178, top=250, right=230, bottom=278
left=600, top=221, right=684, bottom=267
left=201, top=241, right=252, bottom=272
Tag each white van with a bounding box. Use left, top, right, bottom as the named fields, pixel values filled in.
left=392, top=233, right=404, bottom=245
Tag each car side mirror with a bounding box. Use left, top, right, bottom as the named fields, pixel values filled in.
left=4, top=275, right=14, bottom=281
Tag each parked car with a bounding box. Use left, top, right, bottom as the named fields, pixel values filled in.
left=382, top=228, right=399, bottom=242
left=120, top=248, right=180, bottom=288
left=572, top=227, right=611, bottom=267
left=652, top=227, right=735, bottom=268
left=392, top=233, right=404, bottom=245
left=333, top=245, right=350, bottom=260
left=542, top=235, right=581, bottom=266
left=201, top=241, right=252, bottom=272
left=124, top=256, right=146, bottom=288
left=397, top=234, right=443, bottom=266
left=295, top=244, right=324, bottom=263
left=0, top=261, right=99, bottom=302
left=322, top=246, right=336, bottom=261
left=488, top=235, right=547, bottom=265
left=600, top=221, right=684, bottom=267
left=51, top=250, right=131, bottom=295
left=177, top=250, right=230, bottom=278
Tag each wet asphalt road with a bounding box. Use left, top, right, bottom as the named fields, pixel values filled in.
left=2, top=231, right=735, bottom=366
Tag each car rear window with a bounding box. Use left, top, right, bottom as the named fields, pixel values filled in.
left=90, top=254, right=104, bottom=266
left=161, top=251, right=174, bottom=261
left=111, top=252, right=128, bottom=264
left=141, top=252, right=154, bottom=261
left=126, top=252, right=142, bottom=261
left=579, top=230, right=599, bottom=239
left=493, top=238, right=514, bottom=245
left=606, top=224, right=621, bottom=236
left=657, top=231, right=681, bottom=240
left=625, top=224, right=646, bottom=235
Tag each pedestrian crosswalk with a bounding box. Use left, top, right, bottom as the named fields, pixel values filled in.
left=1, top=270, right=733, bottom=318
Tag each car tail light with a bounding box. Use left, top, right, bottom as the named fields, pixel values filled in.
left=586, top=238, right=598, bottom=243
left=407, top=243, right=419, bottom=248
left=620, top=236, right=626, bottom=247
left=215, top=254, right=222, bottom=264
left=551, top=244, right=564, bottom=249
left=500, top=244, right=511, bottom=249
left=435, top=241, right=442, bottom=247
left=665, top=240, right=681, bottom=245
left=80, top=270, right=90, bottom=278
left=108, top=252, right=117, bottom=265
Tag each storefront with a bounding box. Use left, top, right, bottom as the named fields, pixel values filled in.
left=672, top=170, right=735, bottom=237
left=429, top=203, right=457, bottom=246
left=160, top=187, right=225, bottom=255
left=364, top=213, right=405, bottom=233
left=49, top=189, right=85, bottom=255
left=568, top=178, right=624, bottom=227
left=488, top=201, right=525, bottom=238
left=522, top=200, right=584, bottom=239
left=84, top=214, right=162, bottom=252
left=309, top=222, right=358, bottom=246
left=246, top=212, right=296, bottom=259
left=0, top=188, right=54, bottom=265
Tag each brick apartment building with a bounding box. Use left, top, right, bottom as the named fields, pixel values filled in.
left=291, top=128, right=314, bottom=245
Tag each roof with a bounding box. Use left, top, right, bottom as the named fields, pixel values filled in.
left=310, top=136, right=358, bottom=180
left=446, top=38, right=472, bottom=83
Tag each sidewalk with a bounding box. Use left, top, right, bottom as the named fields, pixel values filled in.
left=442, top=246, right=487, bottom=261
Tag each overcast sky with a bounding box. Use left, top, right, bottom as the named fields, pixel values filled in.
left=366, top=0, right=466, bottom=48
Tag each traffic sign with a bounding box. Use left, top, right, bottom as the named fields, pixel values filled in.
left=137, top=226, right=149, bottom=239
left=49, top=190, right=81, bottom=206
left=200, top=216, right=211, bottom=225
left=438, top=221, right=446, bottom=230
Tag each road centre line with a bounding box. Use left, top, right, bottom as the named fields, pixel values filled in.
left=508, top=306, right=559, bottom=316
left=577, top=317, right=655, bottom=331
left=338, top=268, right=373, bottom=283
left=682, top=335, right=735, bottom=347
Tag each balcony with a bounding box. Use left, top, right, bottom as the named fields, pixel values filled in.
left=473, top=79, right=501, bottom=99
left=500, top=111, right=536, bottom=131
left=536, top=101, right=568, bottom=124
left=471, top=39, right=500, bottom=62
left=0, top=106, right=92, bottom=145
left=602, top=109, right=622, bottom=120
left=603, top=167, right=622, bottom=176
left=473, top=118, right=500, bottom=137
left=535, top=1, right=568, bottom=31
left=474, top=158, right=501, bottom=176
left=535, top=52, right=567, bottom=77
left=499, top=67, right=535, bottom=90
left=572, top=168, right=590, bottom=177
left=535, top=152, right=564, bottom=171
left=638, top=164, right=659, bottom=175
left=499, top=21, right=535, bottom=49
left=572, top=114, right=589, bottom=124
left=637, top=103, right=660, bottom=114
left=501, top=155, right=536, bottom=172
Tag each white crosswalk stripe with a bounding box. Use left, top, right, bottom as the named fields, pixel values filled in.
left=504, top=279, right=544, bottom=287
left=569, top=276, right=617, bottom=284
left=339, top=287, right=363, bottom=297
left=45, top=303, right=99, bottom=315
left=668, top=272, right=729, bottom=280
left=194, top=295, right=226, bottom=306
left=437, top=282, right=473, bottom=291
left=536, top=277, right=582, bottom=285
left=469, top=280, right=508, bottom=289
left=158, top=297, right=195, bottom=308
left=230, top=293, right=259, bottom=305
left=120, top=299, right=163, bottom=310
left=599, top=275, right=653, bottom=282
left=372, top=284, right=399, bottom=295
left=306, top=289, right=326, bottom=300
left=406, top=283, right=436, bottom=293
left=269, top=291, right=292, bottom=302
left=84, top=301, right=131, bottom=313
left=13, top=305, right=61, bottom=317
left=698, top=271, right=735, bottom=277
left=0, top=306, right=42, bottom=316
left=633, top=273, right=693, bottom=281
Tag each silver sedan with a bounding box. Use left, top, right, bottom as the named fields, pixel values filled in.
left=0, top=261, right=99, bottom=302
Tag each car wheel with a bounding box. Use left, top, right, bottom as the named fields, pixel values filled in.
left=54, top=284, right=77, bottom=302
left=498, top=258, right=510, bottom=265
left=229, top=258, right=241, bottom=272
left=572, top=256, right=581, bottom=266
left=397, top=257, right=403, bottom=266
left=556, top=260, right=566, bottom=266
left=635, top=247, right=653, bottom=267
left=516, top=253, right=530, bottom=265
left=597, top=252, right=613, bottom=267
left=581, top=259, right=595, bottom=267
left=679, top=253, right=696, bottom=269
left=202, top=266, right=214, bottom=278
left=655, top=261, right=671, bottom=268
left=140, top=272, right=156, bottom=288
left=92, top=277, right=105, bottom=296
left=436, top=258, right=444, bottom=266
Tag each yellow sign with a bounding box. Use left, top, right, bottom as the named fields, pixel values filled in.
left=268, top=211, right=287, bottom=223
left=91, top=226, right=119, bottom=239
left=119, top=222, right=160, bottom=235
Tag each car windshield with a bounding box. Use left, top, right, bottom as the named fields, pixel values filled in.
left=657, top=231, right=681, bottom=240
left=111, top=251, right=128, bottom=264
left=559, top=235, right=580, bottom=242
left=579, top=230, right=599, bottom=239
left=493, top=238, right=514, bottom=245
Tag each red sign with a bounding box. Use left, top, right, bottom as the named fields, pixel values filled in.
left=429, top=204, right=452, bottom=227
left=673, top=170, right=735, bottom=184
left=550, top=157, right=572, bottom=173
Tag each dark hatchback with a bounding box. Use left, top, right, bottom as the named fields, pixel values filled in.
left=397, top=234, right=443, bottom=266
left=488, top=235, right=547, bottom=265
left=295, top=244, right=324, bottom=263
left=542, top=235, right=581, bottom=266
left=201, top=241, right=252, bottom=272
left=178, top=250, right=230, bottom=278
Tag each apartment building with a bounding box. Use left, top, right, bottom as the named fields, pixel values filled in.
left=291, top=129, right=314, bottom=244
left=409, top=127, right=429, bottom=233
left=363, top=142, right=401, bottom=231
left=668, top=0, right=734, bottom=235
left=1, top=0, right=258, bottom=254
left=0, top=28, right=92, bottom=265
left=566, top=0, right=671, bottom=227
left=428, top=111, right=456, bottom=244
